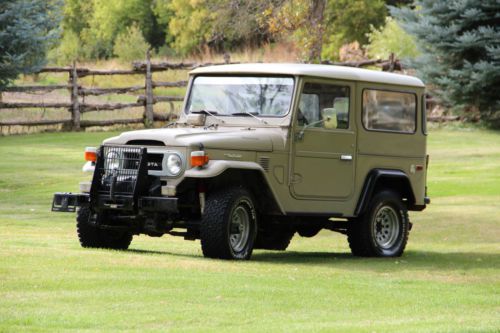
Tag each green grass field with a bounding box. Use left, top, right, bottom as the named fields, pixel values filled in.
left=0, top=126, right=499, bottom=332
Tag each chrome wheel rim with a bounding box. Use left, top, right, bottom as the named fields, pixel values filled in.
left=229, top=205, right=250, bottom=252
left=373, top=206, right=400, bottom=249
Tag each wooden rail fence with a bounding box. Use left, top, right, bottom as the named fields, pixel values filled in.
left=0, top=51, right=235, bottom=130
left=0, top=53, right=447, bottom=131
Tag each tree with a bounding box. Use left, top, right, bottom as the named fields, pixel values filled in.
left=113, top=24, right=151, bottom=62
left=262, top=0, right=387, bottom=62
left=260, top=0, right=326, bottom=63
left=58, top=0, right=166, bottom=60
left=205, top=0, right=283, bottom=52
left=392, top=0, right=500, bottom=127
left=0, top=0, right=61, bottom=88
left=322, top=0, right=386, bottom=61
left=167, top=0, right=282, bottom=56
left=167, top=0, right=212, bottom=56
left=85, top=0, right=163, bottom=58
left=365, top=17, right=419, bottom=60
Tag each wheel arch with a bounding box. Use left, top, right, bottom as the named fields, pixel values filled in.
left=355, top=169, right=416, bottom=217
left=184, top=161, right=284, bottom=215
left=208, top=169, right=284, bottom=215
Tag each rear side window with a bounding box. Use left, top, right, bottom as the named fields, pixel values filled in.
left=362, top=89, right=416, bottom=133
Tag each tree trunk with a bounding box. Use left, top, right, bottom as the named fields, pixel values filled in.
left=307, top=0, right=326, bottom=63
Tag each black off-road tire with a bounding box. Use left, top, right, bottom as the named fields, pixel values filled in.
left=77, top=206, right=133, bottom=250
left=200, top=187, right=257, bottom=260
left=347, top=190, right=409, bottom=257
left=254, top=222, right=295, bottom=251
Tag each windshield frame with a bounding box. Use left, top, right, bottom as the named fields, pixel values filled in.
left=184, top=74, right=296, bottom=119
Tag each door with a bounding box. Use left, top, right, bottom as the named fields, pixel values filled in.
left=291, top=79, right=356, bottom=200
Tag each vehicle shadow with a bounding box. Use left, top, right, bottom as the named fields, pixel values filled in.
left=126, top=248, right=201, bottom=259
left=251, top=250, right=499, bottom=272
left=127, top=247, right=498, bottom=272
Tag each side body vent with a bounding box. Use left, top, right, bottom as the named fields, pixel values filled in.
left=258, top=157, right=270, bottom=172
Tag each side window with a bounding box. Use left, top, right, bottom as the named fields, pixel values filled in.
left=362, top=89, right=416, bottom=133
left=298, top=82, right=350, bottom=129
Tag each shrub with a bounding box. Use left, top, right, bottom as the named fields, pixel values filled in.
left=365, top=17, right=419, bottom=60
left=113, top=24, right=151, bottom=62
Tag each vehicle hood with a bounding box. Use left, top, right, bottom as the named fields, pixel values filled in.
left=103, top=127, right=287, bottom=152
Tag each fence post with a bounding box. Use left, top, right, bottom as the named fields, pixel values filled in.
left=70, top=62, right=80, bottom=130
left=144, top=49, right=154, bottom=127
left=388, top=53, right=395, bottom=72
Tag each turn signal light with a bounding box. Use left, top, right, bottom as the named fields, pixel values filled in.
left=191, top=151, right=209, bottom=167
left=84, top=147, right=97, bottom=162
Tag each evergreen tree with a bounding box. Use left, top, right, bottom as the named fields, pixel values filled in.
left=0, top=0, right=61, bottom=89
left=392, top=0, right=500, bottom=127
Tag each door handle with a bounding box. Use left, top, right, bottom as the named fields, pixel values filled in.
left=340, top=154, right=353, bottom=161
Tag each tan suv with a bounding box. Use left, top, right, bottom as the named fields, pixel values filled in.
left=52, top=63, right=430, bottom=260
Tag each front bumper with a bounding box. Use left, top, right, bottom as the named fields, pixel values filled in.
left=52, top=192, right=89, bottom=212
left=51, top=192, right=178, bottom=214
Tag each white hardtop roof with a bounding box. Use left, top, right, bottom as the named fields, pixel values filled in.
left=190, top=63, right=424, bottom=88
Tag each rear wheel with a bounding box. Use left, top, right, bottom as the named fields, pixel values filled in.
left=77, top=206, right=133, bottom=250
left=200, top=187, right=257, bottom=260
left=348, top=191, right=409, bottom=257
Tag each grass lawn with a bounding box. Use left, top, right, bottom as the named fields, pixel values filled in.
left=0, top=126, right=499, bottom=332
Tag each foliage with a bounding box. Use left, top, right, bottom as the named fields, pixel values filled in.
left=62, top=0, right=94, bottom=36
left=322, top=0, right=387, bottom=61
left=167, top=0, right=213, bottom=56
left=113, top=24, right=151, bottom=62
left=85, top=0, right=159, bottom=58
left=392, top=0, right=500, bottom=127
left=59, top=0, right=166, bottom=60
left=260, top=0, right=326, bottom=62
left=47, top=30, right=81, bottom=65
left=261, top=0, right=387, bottom=62
left=260, top=0, right=309, bottom=51
left=205, top=0, right=280, bottom=52
left=365, top=17, right=419, bottom=60
left=167, top=0, right=281, bottom=56
left=0, top=0, right=61, bottom=88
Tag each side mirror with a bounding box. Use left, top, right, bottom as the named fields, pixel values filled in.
left=296, top=116, right=331, bottom=141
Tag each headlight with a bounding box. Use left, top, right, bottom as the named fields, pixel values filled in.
left=106, top=151, right=121, bottom=170
left=166, top=154, right=182, bottom=176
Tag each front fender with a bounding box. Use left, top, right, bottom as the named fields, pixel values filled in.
left=184, top=160, right=265, bottom=178
left=184, top=160, right=285, bottom=214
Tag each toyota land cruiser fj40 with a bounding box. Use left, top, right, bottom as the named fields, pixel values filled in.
left=52, top=63, right=430, bottom=260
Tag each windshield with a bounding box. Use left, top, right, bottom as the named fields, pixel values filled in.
left=185, top=76, right=294, bottom=117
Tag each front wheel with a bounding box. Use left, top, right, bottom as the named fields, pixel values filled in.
left=200, top=187, right=257, bottom=260
left=77, top=206, right=133, bottom=250
left=347, top=191, right=409, bottom=257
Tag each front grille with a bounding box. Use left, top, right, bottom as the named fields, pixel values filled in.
left=146, top=153, right=163, bottom=171
left=123, top=151, right=164, bottom=172
left=99, top=146, right=143, bottom=195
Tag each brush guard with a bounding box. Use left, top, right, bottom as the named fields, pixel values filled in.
left=52, top=145, right=178, bottom=214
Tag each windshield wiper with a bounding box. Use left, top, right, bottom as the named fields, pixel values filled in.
left=231, top=112, right=268, bottom=125
left=191, top=109, right=225, bottom=124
